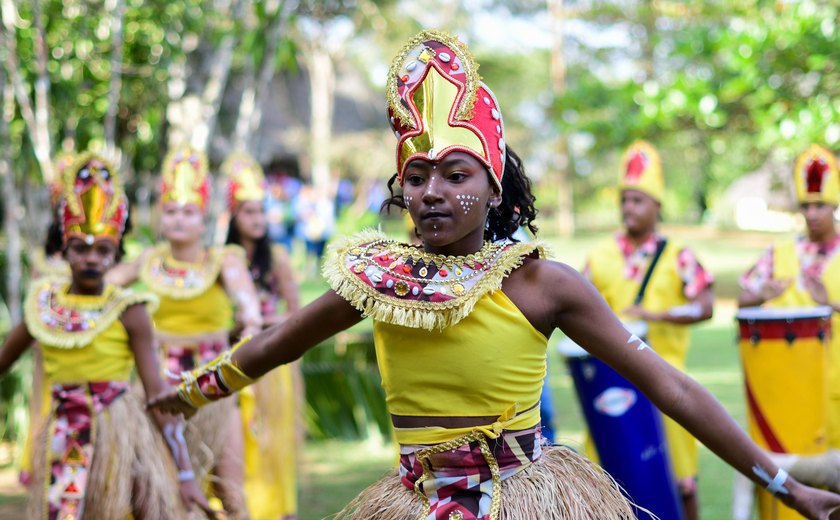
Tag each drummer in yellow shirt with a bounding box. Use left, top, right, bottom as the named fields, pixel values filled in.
left=738, top=144, right=840, bottom=481
left=583, top=141, right=714, bottom=520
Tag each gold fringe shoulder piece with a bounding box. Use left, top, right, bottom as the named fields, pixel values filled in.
left=323, top=229, right=546, bottom=331
left=139, top=243, right=225, bottom=300
left=23, top=280, right=159, bottom=349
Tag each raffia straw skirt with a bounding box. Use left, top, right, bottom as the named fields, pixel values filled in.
left=335, top=445, right=637, bottom=520
left=27, top=389, right=186, bottom=519
left=184, top=397, right=237, bottom=481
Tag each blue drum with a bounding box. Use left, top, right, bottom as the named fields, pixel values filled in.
left=558, top=322, right=684, bottom=520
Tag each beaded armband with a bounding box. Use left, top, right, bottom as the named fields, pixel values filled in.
left=176, top=336, right=255, bottom=409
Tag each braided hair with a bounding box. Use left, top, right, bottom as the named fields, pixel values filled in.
left=381, top=145, right=538, bottom=242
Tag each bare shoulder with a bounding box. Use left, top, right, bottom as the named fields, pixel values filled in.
left=118, top=301, right=152, bottom=332
left=221, top=245, right=248, bottom=269
left=503, top=257, right=590, bottom=335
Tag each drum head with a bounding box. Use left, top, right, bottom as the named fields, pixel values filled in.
left=735, top=306, right=833, bottom=321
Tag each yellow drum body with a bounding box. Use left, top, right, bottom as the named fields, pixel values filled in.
left=737, top=306, right=832, bottom=520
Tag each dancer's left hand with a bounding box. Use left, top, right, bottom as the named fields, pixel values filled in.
left=782, top=481, right=840, bottom=520
left=148, top=387, right=198, bottom=419
left=179, top=478, right=222, bottom=519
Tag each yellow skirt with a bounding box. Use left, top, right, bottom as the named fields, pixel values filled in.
left=242, top=362, right=302, bottom=519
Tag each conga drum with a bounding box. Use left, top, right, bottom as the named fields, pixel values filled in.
left=558, top=322, right=684, bottom=520
left=736, top=306, right=832, bottom=520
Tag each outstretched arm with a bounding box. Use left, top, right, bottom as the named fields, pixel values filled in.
left=0, top=322, right=35, bottom=377
left=120, top=304, right=218, bottom=519
left=105, top=250, right=145, bottom=287
left=545, top=262, right=840, bottom=519
left=148, top=289, right=363, bottom=416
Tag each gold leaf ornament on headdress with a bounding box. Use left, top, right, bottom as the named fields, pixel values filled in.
left=387, top=30, right=507, bottom=191
left=221, top=151, right=265, bottom=211
left=61, top=152, right=127, bottom=244
left=161, top=145, right=211, bottom=209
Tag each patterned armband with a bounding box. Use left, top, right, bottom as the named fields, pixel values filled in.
left=176, top=336, right=256, bottom=409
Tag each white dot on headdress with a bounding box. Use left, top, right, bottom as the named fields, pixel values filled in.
left=406, top=60, right=417, bottom=71
left=390, top=116, right=396, bottom=127
left=483, top=97, right=491, bottom=106
left=438, top=52, right=451, bottom=63
left=496, top=125, right=501, bottom=133
left=491, top=109, right=500, bottom=120
left=428, top=148, right=438, bottom=160
left=394, top=130, right=401, bottom=138
left=498, top=138, right=505, bottom=151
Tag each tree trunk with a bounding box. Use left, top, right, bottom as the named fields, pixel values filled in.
left=1, top=76, right=22, bottom=322
left=305, top=41, right=335, bottom=191
left=195, top=32, right=237, bottom=151
left=548, top=0, right=575, bottom=237
left=30, top=0, right=53, bottom=181
left=0, top=0, right=54, bottom=182
left=235, top=0, right=294, bottom=157
left=104, top=0, right=125, bottom=158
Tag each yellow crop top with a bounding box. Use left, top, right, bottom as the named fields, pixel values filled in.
left=324, top=230, right=548, bottom=444
left=140, top=243, right=235, bottom=335
left=374, top=290, right=547, bottom=443
left=24, top=281, right=157, bottom=383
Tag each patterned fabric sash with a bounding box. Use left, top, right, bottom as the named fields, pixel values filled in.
left=399, top=427, right=542, bottom=520
left=160, top=338, right=227, bottom=384
left=46, top=381, right=129, bottom=520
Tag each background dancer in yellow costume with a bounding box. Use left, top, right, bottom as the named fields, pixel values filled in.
left=223, top=151, right=302, bottom=520
left=151, top=30, right=840, bottom=520
left=582, top=140, right=714, bottom=520
left=107, top=145, right=262, bottom=519
left=18, top=150, right=76, bottom=487
left=0, top=152, right=215, bottom=519
left=738, top=144, right=840, bottom=489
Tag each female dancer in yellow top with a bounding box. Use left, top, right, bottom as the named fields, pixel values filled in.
left=107, top=145, right=261, bottom=519
left=1, top=152, right=214, bottom=519
left=152, top=31, right=840, bottom=519
left=223, top=152, right=301, bottom=520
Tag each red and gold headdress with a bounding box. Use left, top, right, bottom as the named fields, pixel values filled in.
left=793, top=144, right=839, bottom=205
left=221, top=151, right=265, bottom=212
left=620, top=140, right=664, bottom=202
left=160, top=145, right=211, bottom=210
left=61, top=152, right=127, bottom=245
left=387, top=30, right=506, bottom=191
